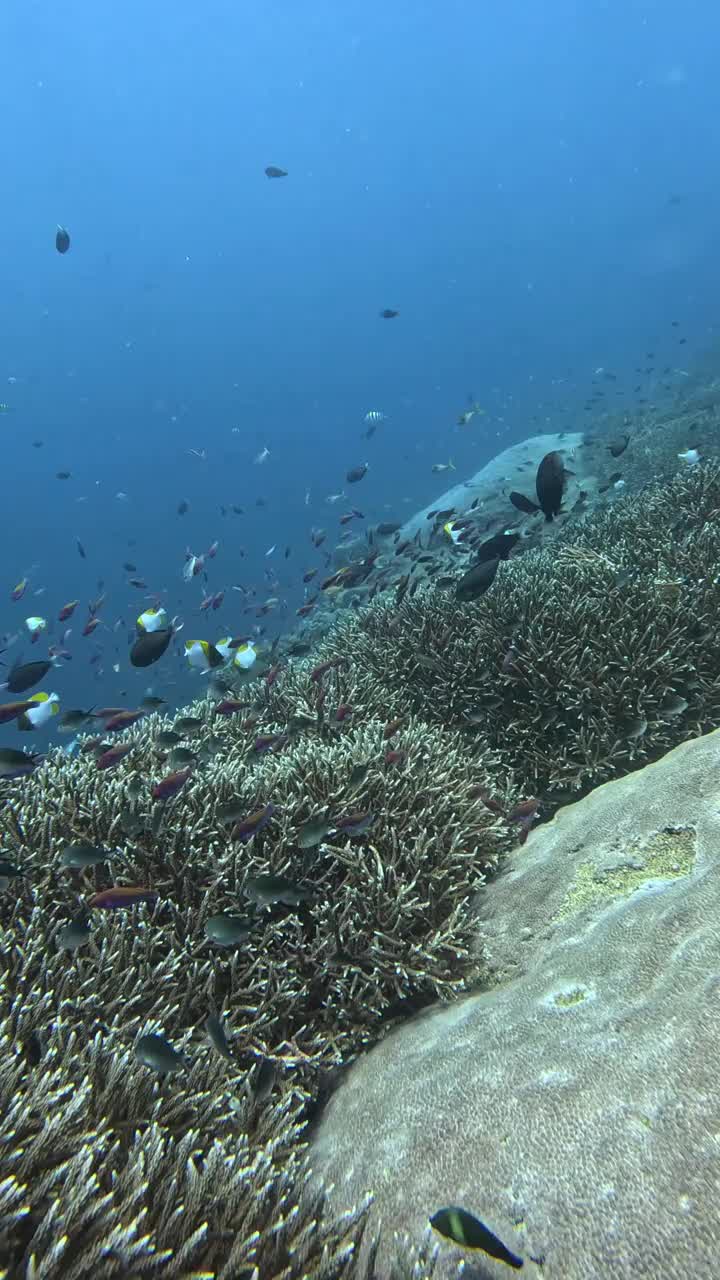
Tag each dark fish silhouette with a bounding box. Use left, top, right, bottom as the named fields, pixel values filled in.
left=475, top=531, right=519, bottom=562
left=536, top=450, right=565, bottom=521
left=455, top=556, right=500, bottom=601
left=265, top=165, right=288, bottom=178
left=130, top=627, right=173, bottom=668
left=379, top=308, right=399, bottom=318
left=509, top=490, right=540, bottom=515
left=5, top=660, right=53, bottom=693
left=55, top=226, right=70, bottom=254
left=430, top=1205, right=524, bottom=1269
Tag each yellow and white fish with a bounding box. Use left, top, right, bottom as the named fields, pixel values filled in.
left=443, top=520, right=463, bottom=546
left=17, top=691, right=60, bottom=730
left=137, top=606, right=169, bottom=634
left=184, top=639, right=224, bottom=673
left=432, top=459, right=456, bottom=474
left=24, top=615, right=47, bottom=643
left=232, top=642, right=257, bottom=671
left=214, top=636, right=234, bottom=661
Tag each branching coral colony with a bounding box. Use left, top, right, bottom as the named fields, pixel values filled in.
left=1, top=462, right=719, bottom=1277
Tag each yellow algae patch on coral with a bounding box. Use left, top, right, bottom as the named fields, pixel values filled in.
left=555, top=827, right=696, bottom=922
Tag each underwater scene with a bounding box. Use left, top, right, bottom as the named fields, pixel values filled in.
left=2, top=2, right=720, bottom=1277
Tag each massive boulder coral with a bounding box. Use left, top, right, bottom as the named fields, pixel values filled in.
left=308, top=727, right=720, bottom=1279
left=0, top=705, right=506, bottom=1277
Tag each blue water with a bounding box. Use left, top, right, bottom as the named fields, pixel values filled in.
left=1, top=0, right=718, bottom=724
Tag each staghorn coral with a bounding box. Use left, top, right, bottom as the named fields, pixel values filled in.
left=299, top=461, right=720, bottom=799
left=308, top=729, right=720, bottom=1279
left=0, top=703, right=506, bottom=1277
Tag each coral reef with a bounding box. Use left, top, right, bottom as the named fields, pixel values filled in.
left=309, top=728, right=720, bottom=1279
left=3, top=454, right=720, bottom=1276
left=307, top=461, right=720, bottom=798
left=0, top=700, right=506, bottom=1276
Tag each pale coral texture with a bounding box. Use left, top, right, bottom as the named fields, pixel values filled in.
left=310, top=729, right=720, bottom=1278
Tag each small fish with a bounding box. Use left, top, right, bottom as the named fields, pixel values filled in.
left=151, top=766, right=193, bottom=802
left=75, top=537, right=86, bottom=559
left=56, top=470, right=71, bottom=480
left=660, top=693, right=688, bottom=717
left=383, top=715, right=405, bottom=739
left=251, top=1056, right=277, bottom=1101
left=232, top=803, right=276, bottom=842
left=135, top=1032, right=186, bottom=1073
left=346, top=462, right=369, bottom=484
left=244, top=873, right=312, bottom=908
left=88, top=885, right=158, bottom=909
left=59, top=842, right=109, bottom=868
left=535, top=450, right=566, bottom=521
left=297, top=816, right=332, bottom=849
left=364, top=409, right=386, bottom=425
left=11, top=577, right=28, bottom=602
left=166, top=746, right=197, bottom=770
left=0, top=748, right=41, bottom=779
left=333, top=810, right=375, bottom=837
left=204, top=914, right=253, bottom=946
left=265, top=165, right=288, bottom=178
left=508, top=491, right=539, bottom=515
left=140, top=695, right=165, bottom=710
left=57, top=917, right=91, bottom=950
left=507, top=797, right=539, bottom=823
left=157, top=729, right=182, bottom=749
left=5, top=659, right=54, bottom=694
left=678, top=448, right=701, bottom=465
left=619, top=715, right=648, bottom=740
left=55, top=225, right=71, bottom=254
left=457, top=400, right=484, bottom=426
left=379, top=308, right=399, bottom=318
left=310, top=656, right=347, bottom=683
left=104, top=709, right=145, bottom=732
left=217, top=798, right=251, bottom=826
left=58, top=599, right=79, bottom=622
left=213, top=698, right=246, bottom=716
left=376, top=521, right=401, bottom=536
left=384, top=749, right=407, bottom=766
left=348, top=761, right=370, bottom=788
left=96, top=743, right=134, bottom=770
left=206, top=1011, right=234, bottom=1059
left=431, top=459, right=456, bottom=473
left=429, top=1206, right=523, bottom=1269
left=0, top=698, right=36, bottom=725
left=173, top=715, right=204, bottom=734
left=177, top=499, right=189, bottom=515
left=130, top=627, right=174, bottom=668
left=455, top=556, right=500, bottom=601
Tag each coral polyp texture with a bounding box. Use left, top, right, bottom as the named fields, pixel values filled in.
left=0, top=702, right=505, bottom=1277
left=323, top=461, right=720, bottom=798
